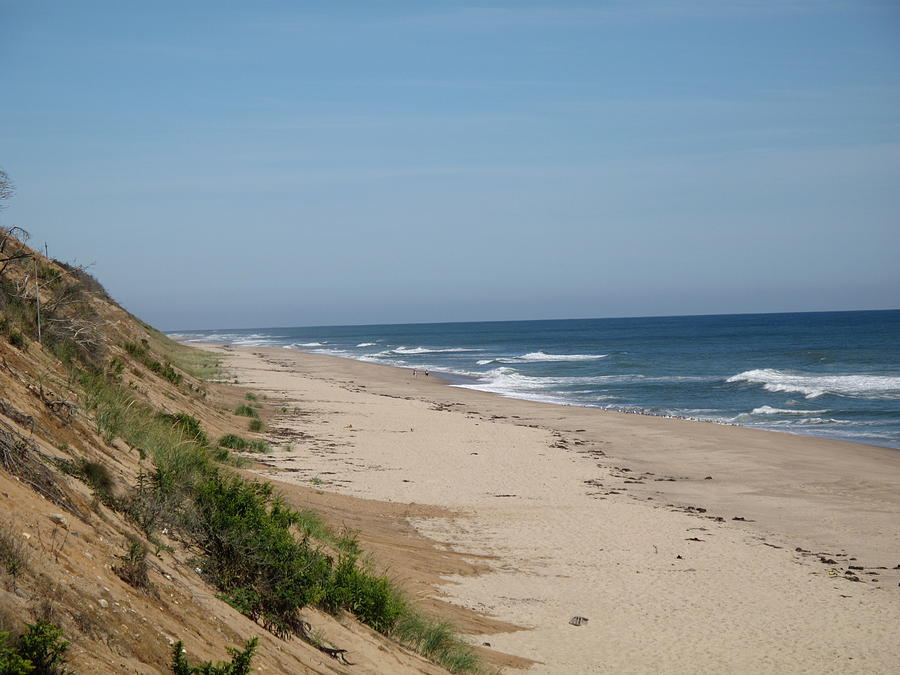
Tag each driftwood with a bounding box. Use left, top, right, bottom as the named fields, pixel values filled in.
left=0, top=399, right=35, bottom=432
left=298, top=620, right=355, bottom=666
left=0, top=420, right=89, bottom=521
left=27, top=382, right=78, bottom=421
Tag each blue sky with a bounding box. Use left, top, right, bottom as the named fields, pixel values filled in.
left=1, top=1, right=898, bottom=330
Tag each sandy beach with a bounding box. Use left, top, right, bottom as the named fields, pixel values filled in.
left=201, top=344, right=900, bottom=674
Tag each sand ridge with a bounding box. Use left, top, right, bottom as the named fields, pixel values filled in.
left=206, top=344, right=900, bottom=674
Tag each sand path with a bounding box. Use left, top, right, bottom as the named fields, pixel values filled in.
left=205, top=345, right=900, bottom=674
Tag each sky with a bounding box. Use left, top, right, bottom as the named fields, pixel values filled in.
left=1, top=1, right=899, bottom=330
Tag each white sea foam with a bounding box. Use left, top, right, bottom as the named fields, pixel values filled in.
left=751, top=405, right=829, bottom=415
left=391, top=346, right=482, bottom=355
left=765, top=417, right=842, bottom=426
left=476, top=351, right=607, bottom=365
left=368, top=346, right=483, bottom=358
left=519, top=351, right=608, bottom=362
left=232, top=334, right=284, bottom=346
left=310, top=348, right=353, bottom=358
left=172, top=332, right=285, bottom=346
left=727, top=369, right=900, bottom=399
left=356, top=342, right=377, bottom=347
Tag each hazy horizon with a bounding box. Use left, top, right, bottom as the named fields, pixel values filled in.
left=167, top=307, right=899, bottom=335
left=2, top=1, right=899, bottom=330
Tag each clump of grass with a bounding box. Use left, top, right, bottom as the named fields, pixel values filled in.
left=392, top=611, right=479, bottom=673
left=217, top=434, right=269, bottom=453
left=233, top=404, right=257, bottom=418
left=0, top=524, right=29, bottom=578
left=211, top=447, right=249, bottom=468
left=245, top=393, right=257, bottom=402
left=78, top=371, right=214, bottom=492
left=122, top=341, right=183, bottom=385
left=170, top=637, right=258, bottom=675
left=291, top=508, right=331, bottom=541
left=247, top=418, right=264, bottom=433
left=322, top=555, right=405, bottom=633
left=7, top=331, right=27, bottom=350
left=79, top=459, right=115, bottom=496
left=157, top=412, right=209, bottom=446
left=113, top=539, right=151, bottom=591
left=334, top=528, right=362, bottom=556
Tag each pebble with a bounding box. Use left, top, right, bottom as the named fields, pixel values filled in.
left=48, top=514, right=68, bottom=528
left=98, top=599, right=109, bottom=608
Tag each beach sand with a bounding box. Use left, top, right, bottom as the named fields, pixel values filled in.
left=202, top=344, right=900, bottom=673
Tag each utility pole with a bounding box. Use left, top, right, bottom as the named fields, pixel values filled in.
left=33, top=256, right=42, bottom=344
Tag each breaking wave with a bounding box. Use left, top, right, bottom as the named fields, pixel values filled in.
left=376, top=346, right=483, bottom=356
left=751, top=405, right=830, bottom=415
left=727, top=369, right=900, bottom=399
left=476, top=351, right=607, bottom=365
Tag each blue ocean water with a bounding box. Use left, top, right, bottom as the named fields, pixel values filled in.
left=172, top=310, right=900, bottom=449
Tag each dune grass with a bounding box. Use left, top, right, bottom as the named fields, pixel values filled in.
left=73, top=344, right=480, bottom=672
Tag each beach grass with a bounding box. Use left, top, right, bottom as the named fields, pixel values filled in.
left=72, top=340, right=481, bottom=672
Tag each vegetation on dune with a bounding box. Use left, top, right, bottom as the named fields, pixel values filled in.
left=0, top=218, right=480, bottom=673
left=170, top=637, right=257, bottom=675
left=233, top=404, right=257, bottom=418
left=217, top=434, right=269, bottom=453
left=0, top=620, right=70, bottom=675
left=76, top=340, right=479, bottom=671
left=122, top=341, right=182, bottom=385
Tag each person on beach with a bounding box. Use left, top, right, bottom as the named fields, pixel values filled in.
left=412, top=368, right=417, bottom=377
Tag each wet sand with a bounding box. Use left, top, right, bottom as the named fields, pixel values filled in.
left=202, top=344, right=900, bottom=673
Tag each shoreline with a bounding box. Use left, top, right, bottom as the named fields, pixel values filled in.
left=199, top=343, right=900, bottom=673
left=181, top=337, right=900, bottom=451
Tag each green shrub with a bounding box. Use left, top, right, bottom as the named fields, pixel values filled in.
left=122, top=342, right=182, bottom=385
left=14, top=620, right=69, bottom=675
left=122, top=341, right=147, bottom=359
left=192, top=475, right=332, bottom=637
left=233, top=405, right=257, bottom=418
left=8, top=331, right=27, bottom=350
left=247, top=419, right=263, bottom=433
left=323, top=555, right=404, bottom=633
left=170, top=637, right=257, bottom=675
left=245, top=393, right=257, bottom=402
left=148, top=359, right=182, bottom=385
left=0, top=633, right=33, bottom=675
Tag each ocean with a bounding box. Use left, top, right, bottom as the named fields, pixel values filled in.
left=171, top=310, right=900, bottom=450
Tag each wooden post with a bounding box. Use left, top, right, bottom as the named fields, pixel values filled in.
left=33, top=256, right=42, bottom=344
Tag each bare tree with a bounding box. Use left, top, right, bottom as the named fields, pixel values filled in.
left=0, top=169, right=13, bottom=206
